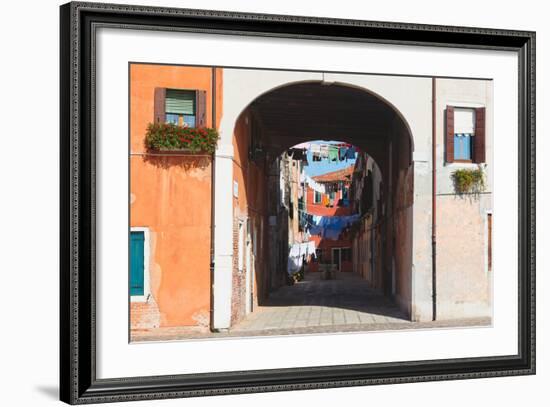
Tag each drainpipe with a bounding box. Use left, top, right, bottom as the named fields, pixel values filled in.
left=431, top=77, right=437, bottom=321
left=209, top=68, right=217, bottom=328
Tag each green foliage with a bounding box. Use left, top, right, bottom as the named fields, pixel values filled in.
left=145, top=122, right=219, bottom=154
left=451, top=166, right=486, bottom=196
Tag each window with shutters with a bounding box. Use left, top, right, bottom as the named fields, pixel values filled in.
left=445, top=106, right=486, bottom=164
left=153, top=87, right=207, bottom=128
left=165, top=89, right=196, bottom=127
left=453, top=108, right=475, bottom=161
left=341, top=247, right=352, bottom=262
left=314, top=190, right=322, bottom=204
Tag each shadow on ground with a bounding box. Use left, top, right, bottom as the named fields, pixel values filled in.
left=260, top=271, right=407, bottom=319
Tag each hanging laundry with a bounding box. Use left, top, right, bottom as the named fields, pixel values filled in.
left=339, top=146, right=348, bottom=161
left=345, top=146, right=356, bottom=160
left=293, top=142, right=311, bottom=149
left=287, top=255, right=303, bottom=275
left=328, top=145, right=339, bottom=162
left=324, top=227, right=341, bottom=240
left=305, top=175, right=326, bottom=194
left=289, top=243, right=301, bottom=258
left=308, top=214, right=360, bottom=240
left=287, top=241, right=317, bottom=275
left=320, top=144, right=329, bottom=159
left=298, top=241, right=317, bottom=258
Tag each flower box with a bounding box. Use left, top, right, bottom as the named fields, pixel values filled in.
left=145, top=122, right=219, bottom=154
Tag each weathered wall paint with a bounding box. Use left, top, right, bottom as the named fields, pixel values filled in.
left=390, top=118, right=415, bottom=318
left=434, top=78, right=493, bottom=320
left=231, top=111, right=269, bottom=325
left=130, top=64, right=223, bottom=330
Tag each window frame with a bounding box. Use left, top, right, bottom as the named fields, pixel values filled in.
left=165, top=88, right=197, bottom=128
left=445, top=103, right=486, bottom=165
left=452, top=107, right=476, bottom=162
left=341, top=247, right=352, bottom=262
left=453, top=134, right=474, bottom=163
left=313, top=190, right=322, bottom=204
left=130, top=227, right=151, bottom=303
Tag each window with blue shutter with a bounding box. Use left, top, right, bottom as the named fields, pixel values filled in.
left=165, top=89, right=196, bottom=127
left=451, top=108, right=476, bottom=162
left=130, top=231, right=145, bottom=296
left=454, top=134, right=473, bottom=160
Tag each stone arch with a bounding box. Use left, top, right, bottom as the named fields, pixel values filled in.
left=227, top=79, right=415, bottom=318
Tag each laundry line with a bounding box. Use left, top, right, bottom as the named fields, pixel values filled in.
left=287, top=240, right=317, bottom=275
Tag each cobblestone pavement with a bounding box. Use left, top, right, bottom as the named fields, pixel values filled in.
left=131, top=272, right=491, bottom=342
left=232, top=272, right=408, bottom=332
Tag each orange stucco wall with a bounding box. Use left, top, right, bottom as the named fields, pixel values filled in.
left=130, top=64, right=223, bottom=329
left=306, top=187, right=352, bottom=216
left=305, top=185, right=353, bottom=272
left=307, top=234, right=353, bottom=273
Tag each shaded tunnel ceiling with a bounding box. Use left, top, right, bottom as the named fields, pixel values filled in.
left=247, top=82, right=403, bottom=157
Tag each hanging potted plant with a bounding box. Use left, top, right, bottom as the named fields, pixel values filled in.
left=451, top=165, right=486, bottom=196
left=144, top=122, right=219, bottom=154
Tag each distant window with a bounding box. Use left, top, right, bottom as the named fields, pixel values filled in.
left=341, top=247, right=352, bottom=262
left=342, top=186, right=349, bottom=200
left=165, top=89, right=196, bottom=127
left=454, top=133, right=473, bottom=161
left=453, top=108, right=475, bottom=161
left=446, top=106, right=486, bottom=163
left=314, top=191, right=322, bottom=204
left=329, top=191, right=336, bottom=206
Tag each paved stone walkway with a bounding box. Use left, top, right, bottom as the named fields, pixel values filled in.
left=232, top=272, right=409, bottom=332
left=131, top=272, right=491, bottom=342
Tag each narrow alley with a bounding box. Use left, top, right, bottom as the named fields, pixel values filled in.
left=231, top=271, right=408, bottom=335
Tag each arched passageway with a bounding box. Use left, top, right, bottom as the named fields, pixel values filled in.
left=229, top=81, right=415, bottom=328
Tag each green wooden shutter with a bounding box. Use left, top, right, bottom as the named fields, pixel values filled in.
left=130, top=231, right=145, bottom=296
left=165, top=89, right=196, bottom=114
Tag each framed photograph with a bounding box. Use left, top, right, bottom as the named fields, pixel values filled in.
left=60, top=1, right=535, bottom=404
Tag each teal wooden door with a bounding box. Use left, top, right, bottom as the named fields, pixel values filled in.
left=130, top=231, right=145, bottom=296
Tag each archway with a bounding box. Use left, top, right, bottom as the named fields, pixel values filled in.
left=228, top=81, right=415, bottom=329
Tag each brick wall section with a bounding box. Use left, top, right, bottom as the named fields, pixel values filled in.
left=130, top=296, right=161, bottom=330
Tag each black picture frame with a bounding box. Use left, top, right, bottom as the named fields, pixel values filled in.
left=60, top=1, right=536, bottom=404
